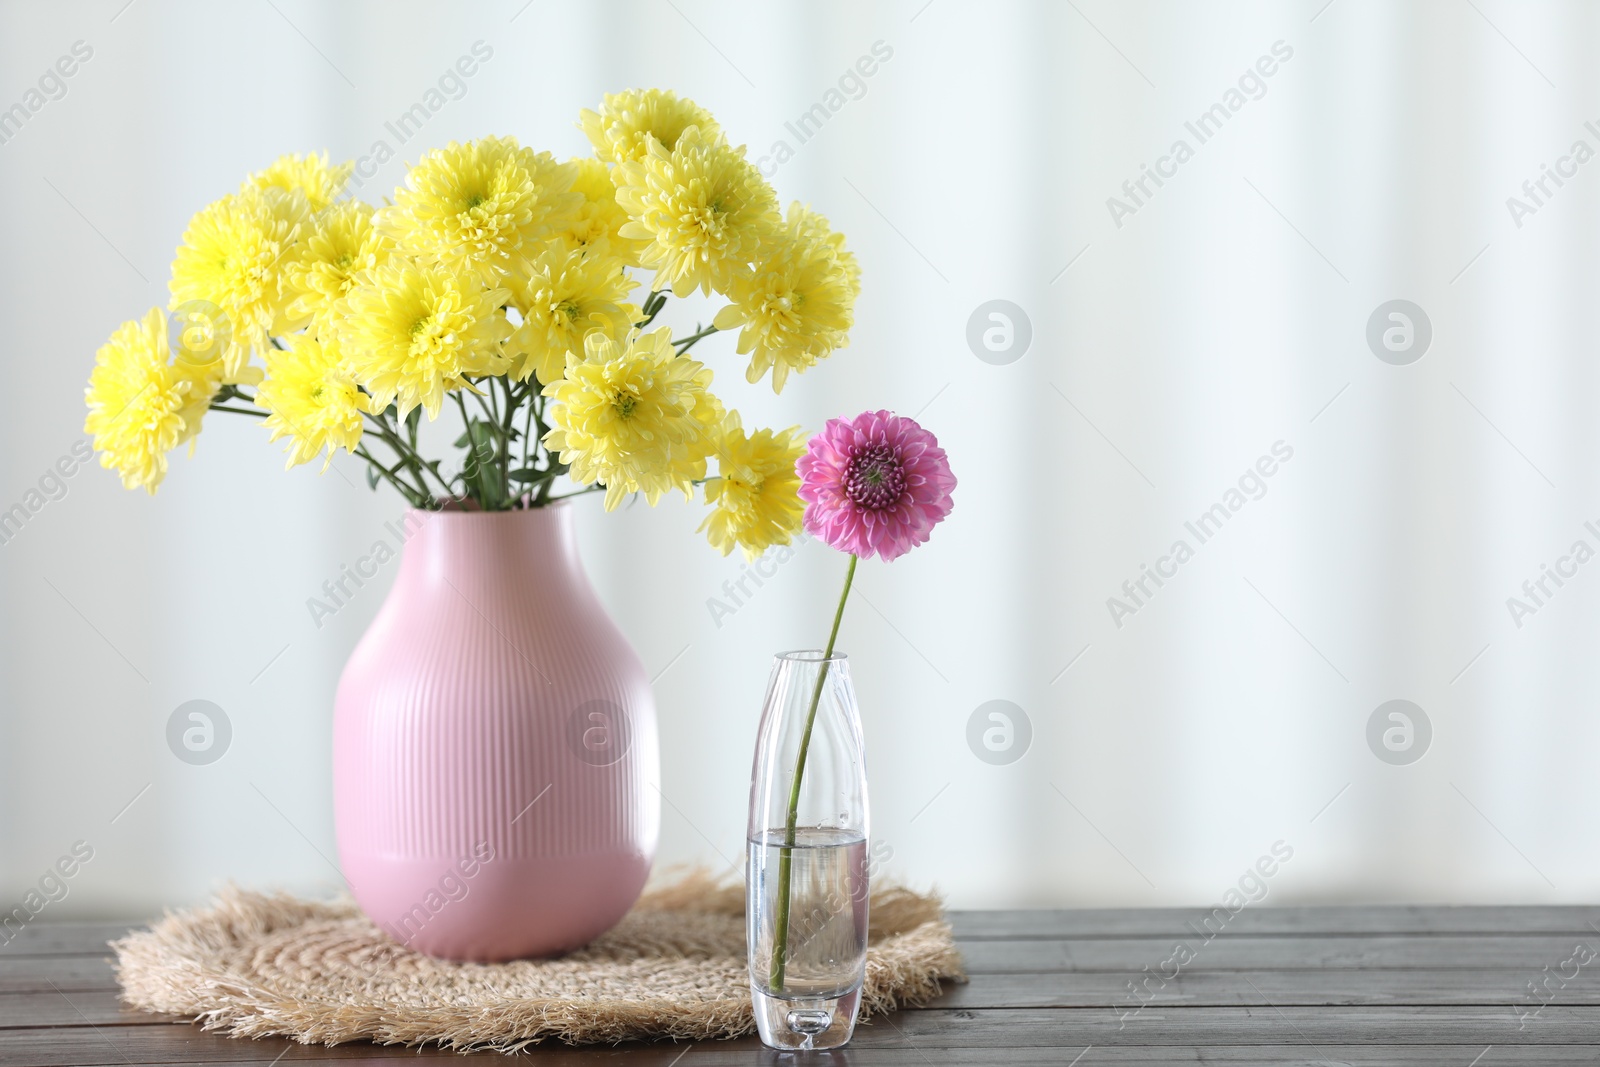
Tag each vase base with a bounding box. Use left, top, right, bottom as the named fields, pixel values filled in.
left=751, top=984, right=861, bottom=1050
left=341, top=848, right=652, bottom=962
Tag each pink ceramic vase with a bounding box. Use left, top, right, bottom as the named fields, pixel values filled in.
left=332, top=503, right=658, bottom=961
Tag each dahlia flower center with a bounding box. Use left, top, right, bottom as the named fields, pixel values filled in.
left=844, top=446, right=906, bottom=511
left=613, top=392, right=638, bottom=419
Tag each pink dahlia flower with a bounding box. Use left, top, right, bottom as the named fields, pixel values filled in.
left=796, top=410, right=956, bottom=561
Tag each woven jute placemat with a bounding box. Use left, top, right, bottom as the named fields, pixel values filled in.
left=113, top=872, right=964, bottom=1052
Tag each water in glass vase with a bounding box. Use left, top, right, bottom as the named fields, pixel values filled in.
left=747, top=826, right=869, bottom=1050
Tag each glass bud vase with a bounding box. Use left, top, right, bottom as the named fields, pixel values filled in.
left=747, top=651, right=870, bottom=1051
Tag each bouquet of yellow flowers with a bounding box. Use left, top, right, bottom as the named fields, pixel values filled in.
left=83, top=89, right=860, bottom=560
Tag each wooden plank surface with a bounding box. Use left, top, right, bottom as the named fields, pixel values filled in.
left=958, top=934, right=1600, bottom=972
left=0, top=925, right=131, bottom=957
left=0, top=1012, right=1589, bottom=1062
left=0, top=956, right=120, bottom=994
left=950, top=905, right=1600, bottom=938
left=931, top=969, right=1582, bottom=1008
left=0, top=969, right=1582, bottom=1030
left=5, top=1051, right=1600, bottom=1067
left=3, top=909, right=1597, bottom=1065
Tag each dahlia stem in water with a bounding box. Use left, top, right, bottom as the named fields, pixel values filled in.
left=769, top=552, right=858, bottom=991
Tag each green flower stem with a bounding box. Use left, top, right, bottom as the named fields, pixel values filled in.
left=522, top=389, right=553, bottom=501
left=482, top=380, right=502, bottom=442
left=369, top=412, right=433, bottom=501
left=224, top=365, right=573, bottom=510
left=639, top=289, right=670, bottom=327
left=457, top=390, right=505, bottom=507
left=541, top=483, right=604, bottom=503
left=520, top=413, right=536, bottom=491
left=451, top=392, right=473, bottom=434
left=209, top=394, right=433, bottom=500
left=470, top=384, right=499, bottom=437
left=673, top=324, right=719, bottom=351
left=362, top=429, right=430, bottom=502
left=499, top=376, right=520, bottom=498
left=354, top=444, right=426, bottom=507
left=486, top=378, right=505, bottom=497
left=769, top=551, right=858, bottom=992
left=468, top=386, right=511, bottom=505
left=363, top=412, right=448, bottom=500
left=534, top=397, right=559, bottom=503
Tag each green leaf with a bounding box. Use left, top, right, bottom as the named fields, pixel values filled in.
left=507, top=468, right=557, bottom=485
left=366, top=466, right=381, bottom=490
left=444, top=415, right=519, bottom=508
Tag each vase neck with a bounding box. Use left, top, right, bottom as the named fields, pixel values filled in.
left=393, top=504, right=584, bottom=594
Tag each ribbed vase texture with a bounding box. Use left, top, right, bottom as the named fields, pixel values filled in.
left=333, top=504, right=659, bottom=961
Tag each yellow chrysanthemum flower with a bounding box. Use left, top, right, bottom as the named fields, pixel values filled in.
left=379, top=136, right=580, bottom=284
left=614, top=125, right=780, bottom=296
left=578, top=88, right=720, bottom=165
left=712, top=203, right=861, bottom=393
left=504, top=246, right=640, bottom=388
left=255, top=333, right=370, bottom=470
left=243, top=151, right=353, bottom=212
left=341, top=257, right=512, bottom=420
left=169, top=187, right=309, bottom=380
left=283, top=199, right=390, bottom=338
left=699, top=413, right=805, bottom=560
left=560, top=156, right=646, bottom=265
left=543, top=326, right=722, bottom=510
left=83, top=308, right=219, bottom=494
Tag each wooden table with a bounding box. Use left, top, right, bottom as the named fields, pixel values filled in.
left=4, top=907, right=1595, bottom=1064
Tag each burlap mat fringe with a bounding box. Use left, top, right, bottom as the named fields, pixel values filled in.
left=113, top=870, right=964, bottom=1051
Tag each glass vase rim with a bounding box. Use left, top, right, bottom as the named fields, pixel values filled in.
left=774, top=649, right=849, bottom=664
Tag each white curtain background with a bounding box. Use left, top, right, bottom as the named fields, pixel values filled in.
left=3, top=0, right=1597, bottom=917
